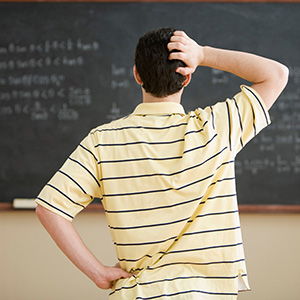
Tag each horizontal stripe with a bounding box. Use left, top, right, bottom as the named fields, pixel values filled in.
left=110, top=209, right=238, bottom=231
left=184, top=128, right=203, bottom=135
left=183, top=226, right=241, bottom=238
left=147, top=258, right=245, bottom=271
left=125, top=258, right=245, bottom=273
left=36, top=197, right=73, bottom=219
left=96, top=122, right=208, bottom=148
left=190, top=209, right=239, bottom=222
left=131, top=113, right=200, bottom=119
left=162, top=242, right=243, bottom=255
left=118, top=242, right=242, bottom=263
left=216, top=160, right=235, bottom=170
left=109, top=215, right=190, bottom=231
left=136, top=289, right=237, bottom=299
left=209, top=177, right=235, bottom=187
left=101, top=147, right=228, bottom=182
left=46, top=184, right=85, bottom=208
left=132, top=113, right=182, bottom=117
left=106, top=195, right=204, bottom=214
left=98, top=132, right=218, bottom=165
left=118, top=254, right=153, bottom=263
left=207, top=193, right=236, bottom=200
left=106, top=199, right=205, bottom=214
left=68, top=156, right=100, bottom=187
left=92, top=113, right=204, bottom=134
left=115, top=226, right=240, bottom=247
left=103, top=147, right=229, bottom=198
left=92, top=122, right=188, bottom=133
left=95, top=138, right=185, bottom=147
left=115, top=235, right=177, bottom=247
left=110, top=273, right=247, bottom=296
left=104, top=186, right=173, bottom=198
left=99, top=155, right=182, bottom=165
left=105, top=190, right=236, bottom=218
left=103, top=174, right=213, bottom=198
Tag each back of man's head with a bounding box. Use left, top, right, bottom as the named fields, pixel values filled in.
left=135, top=27, right=186, bottom=98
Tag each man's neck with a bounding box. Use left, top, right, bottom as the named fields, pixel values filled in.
left=142, top=89, right=183, bottom=104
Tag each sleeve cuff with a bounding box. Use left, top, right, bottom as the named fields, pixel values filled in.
left=35, top=198, right=75, bottom=222
left=241, top=85, right=271, bottom=126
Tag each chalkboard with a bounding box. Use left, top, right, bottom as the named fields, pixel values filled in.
left=0, top=2, right=299, bottom=208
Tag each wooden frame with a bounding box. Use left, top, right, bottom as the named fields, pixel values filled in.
left=1, top=0, right=300, bottom=3
left=1, top=202, right=300, bottom=213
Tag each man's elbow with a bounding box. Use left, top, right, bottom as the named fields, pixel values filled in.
left=35, top=203, right=43, bottom=216
left=265, top=63, right=289, bottom=110
left=277, top=63, right=289, bottom=91
left=35, top=204, right=51, bottom=222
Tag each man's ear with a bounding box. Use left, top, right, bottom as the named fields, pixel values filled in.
left=183, top=74, right=192, bottom=87
left=133, top=65, right=143, bottom=85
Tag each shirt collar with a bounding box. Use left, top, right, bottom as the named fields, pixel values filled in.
left=132, top=102, right=186, bottom=116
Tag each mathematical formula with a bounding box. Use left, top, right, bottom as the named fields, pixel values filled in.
left=0, top=39, right=100, bottom=121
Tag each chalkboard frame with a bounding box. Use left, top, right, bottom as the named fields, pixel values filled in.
left=1, top=0, right=300, bottom=213
left=2, top=0, right=300, bottom=3
left=1, top=202, right=300, bottom=213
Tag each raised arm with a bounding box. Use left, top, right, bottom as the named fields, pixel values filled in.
left=36, top=205, right=131, bottom=289
left=168, top=31, right=289, bottom=110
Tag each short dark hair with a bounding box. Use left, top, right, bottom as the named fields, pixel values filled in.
left=135, top=27, right=186, bottom=98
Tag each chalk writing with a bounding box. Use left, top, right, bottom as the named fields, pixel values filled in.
left=106, top=102, right=123, bottom=121
left=211, top=69, right=229, bottom=85
left=0, top=39, right=99, bottom=55
left=111, top=63, right=134, bottom=90
left=0, top=38, right=100, bottom=121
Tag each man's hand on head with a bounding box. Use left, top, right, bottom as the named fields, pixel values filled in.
left=168, top=31, right=204, bottom=76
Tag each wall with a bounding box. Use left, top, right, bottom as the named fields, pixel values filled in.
left=0, top=210, right=299, bottom=300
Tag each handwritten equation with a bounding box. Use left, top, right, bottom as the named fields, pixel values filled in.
left=0, top=39, right=99, bottom=121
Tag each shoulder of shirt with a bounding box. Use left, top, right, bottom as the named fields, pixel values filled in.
left=89, top=115, right=130, bottom=135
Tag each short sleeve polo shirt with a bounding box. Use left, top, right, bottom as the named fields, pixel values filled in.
left=36, top=85, right=271, bottom=299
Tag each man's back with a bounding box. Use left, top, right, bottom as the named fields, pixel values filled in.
left=54, top=86, right=267, bottom=299
left=35, top=28, right=288, bottom=299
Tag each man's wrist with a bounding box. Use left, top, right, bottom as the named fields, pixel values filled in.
left=201, top=46, right=213, bottom=67
left=88, top=261, right=106, bottom=284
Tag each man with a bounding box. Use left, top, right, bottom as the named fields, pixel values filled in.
left=36, top=28, right=288, bottom=299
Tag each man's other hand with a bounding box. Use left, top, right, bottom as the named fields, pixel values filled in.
left=95, top=263, right=132, bottom=289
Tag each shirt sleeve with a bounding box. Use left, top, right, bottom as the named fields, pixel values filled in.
left=35, top=132, right=102, bottom=221
left=206, top=85, right=271, bottom=155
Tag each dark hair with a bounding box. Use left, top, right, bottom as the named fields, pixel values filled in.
left=135, top=27, right=186, bottom=98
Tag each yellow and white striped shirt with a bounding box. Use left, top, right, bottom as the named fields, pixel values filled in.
left=36, top=85, right=271, bottom=299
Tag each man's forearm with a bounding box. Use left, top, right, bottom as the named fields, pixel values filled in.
left=201, top=46, right=289, bottom=109
left=36, top=205, right=105, bottom=283
left=168, top=31, right=289, bottom=110
left=35, top=205, right=132, bottom=289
